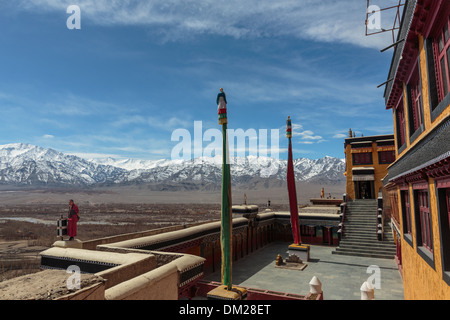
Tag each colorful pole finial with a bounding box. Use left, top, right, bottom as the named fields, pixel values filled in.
left=286, top=116, right=301, bottom=245
left=218, top=88, right=232, bottom=290
left=286, top=116, right=292, bottom=138
left=217, top=88, right=228, bottom=125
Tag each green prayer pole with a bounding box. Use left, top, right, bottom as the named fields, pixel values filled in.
left=217, top=88, right=232, bottom=290
left=221, top=122, right=233, bottom=290
left=207, top=88, right=247, bottom=300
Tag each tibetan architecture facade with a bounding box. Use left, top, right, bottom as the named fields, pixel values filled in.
left=344, top=131, right=395, bottom=201
left=382, top=0, right=450, bottom=300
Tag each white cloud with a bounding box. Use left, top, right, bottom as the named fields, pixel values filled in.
left=333, top=133, right=347, bottom=139
left=15, top=0, right=398, bottom=49
left=112, top=115, right=147, bottom=127
left=279, top=122, right=323, bottom=144
left=295, top=130, right=322, bottom=140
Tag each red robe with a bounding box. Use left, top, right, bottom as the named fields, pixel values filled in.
left=67, top=204, right=79, bottom=238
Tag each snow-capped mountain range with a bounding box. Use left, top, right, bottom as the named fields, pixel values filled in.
left=0, top=143, right=345, bottom=188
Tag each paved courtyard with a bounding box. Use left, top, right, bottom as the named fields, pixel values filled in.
left=203, top=242, right=404, bottom=300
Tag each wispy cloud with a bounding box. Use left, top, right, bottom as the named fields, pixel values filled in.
left=278, top=123, right=323, bottom=145
left=14, top=0, right=396, bottom=49
left=333, top=133, right=347, bottom=139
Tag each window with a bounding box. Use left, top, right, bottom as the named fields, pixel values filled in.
left=437, top=186, right=450, bottom=284
left=301, top=225, right=315, bottom=237
left=353, top=152, right=372, bottom=165
left=378, top=150, right=395, bottom=164
left=389, top=189, right=400, bottom=225
left=407, top=63, right=424, bottom=135
left=395, top=98, right=406, bottom=149
left=434, top=16, right=450, bottom=101
left=416, top=190, right=433, bottom=253
left=447, top=189, right=450, bottom=230
left=402, top=190, right=412, bottom=236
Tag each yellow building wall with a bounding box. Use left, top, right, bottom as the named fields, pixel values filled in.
left=345, top=144, right=355, bottom=199
left=345, top=142, right=392, bottom=200
left=393, top=36, right=450, bottom=298
left=419, top=35, right=433, bottom=130
left=392, top=109, right=399, bottom=159
left=395, top=36, right=450, bottom=162
left=398, top=179, right=450, bottom=299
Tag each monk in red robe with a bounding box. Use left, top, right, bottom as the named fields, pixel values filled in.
left=67, top=199, right=79, bottom=240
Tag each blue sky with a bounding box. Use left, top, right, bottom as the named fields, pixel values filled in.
left=0, top=1, right=400, bottom=161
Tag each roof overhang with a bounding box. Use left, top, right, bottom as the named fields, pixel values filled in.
left=384, top=0, right=446, bottom=110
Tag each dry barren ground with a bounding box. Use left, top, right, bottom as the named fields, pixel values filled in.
left=0, top=183, right=344, bottom=286
left=0, top=269, right=104, bottom=300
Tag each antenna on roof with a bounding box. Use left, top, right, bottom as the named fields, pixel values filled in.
left=365, top=0, right=405, bottom=45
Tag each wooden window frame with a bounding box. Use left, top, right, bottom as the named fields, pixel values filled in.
left=406, top=59, right=424, bottom=139
left=404, top=191, right=412, bottom=236
left=378, top=150, right=395, bottom=164
left=418, top=190, right=433, bottom=252
left=413, top=184, right=435, bottom=269
left=434, top=16, right=450, bottom=101
left=396, top=98, right=406, bottom=149
left=447, top=189, right=450, bottom=231
left=400, top=189, right=413, bottom=247
left=352, top=152, right=373, bottom=165
left=423, top=4, right=450, bottom=121
left=436, top=183, right=450, bottom=285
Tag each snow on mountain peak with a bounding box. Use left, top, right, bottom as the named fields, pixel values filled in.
left=0, top=143, right=346, bottom=186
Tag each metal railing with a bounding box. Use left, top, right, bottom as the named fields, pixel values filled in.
left=377, top=193, right=383, bottom=241
left=337, top=194, right=347, bottom=245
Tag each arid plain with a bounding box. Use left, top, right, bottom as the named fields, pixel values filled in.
left=0, top=183, right=344, bottom=281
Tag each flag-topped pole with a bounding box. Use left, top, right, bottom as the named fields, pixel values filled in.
left=207, top=88, right=247, bottom=299
left=217, top=88, right=233, bottom=290
left=286, top=116, right=301, bottom=245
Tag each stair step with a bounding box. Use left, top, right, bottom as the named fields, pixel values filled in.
left=338, top=250, right=397, bottom=256
left=334, top=246, right=394, bottom=254
left=343, top=222, right=378, bottom=226
left=337, top=244, right=396, bottom=252
left=334, top=200, right=395, bottom=259
left=335, top=247, right=396, bottom=255
left=340, top=239, right=396, bottom=246
left=343, top=224, right=378, bottom=228
left=343, top=227, right=377, bottom=231
left=344, top=223, right=377, bottom=226
left=343, top=231, right=379, bottom=236
left=332, top=250, right=395, bottom=260
left=342, top=235, right=380, bottom=241
left=343, top=231, right=378, bottom=235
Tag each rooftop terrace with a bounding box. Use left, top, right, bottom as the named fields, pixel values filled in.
left=202, top=242, right=404, bottom=300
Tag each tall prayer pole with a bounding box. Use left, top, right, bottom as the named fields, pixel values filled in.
left=286, top=116, right=310, bottom=262
left=207, top=89, right=247, bottom=299
left=286, top=116, right=301, bottom=245
left=217, top=88, right=232, bottom=290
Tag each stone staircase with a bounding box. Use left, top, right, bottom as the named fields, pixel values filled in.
left=332, top=199, right=396, bottom=259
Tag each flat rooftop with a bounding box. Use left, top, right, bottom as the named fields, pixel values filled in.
left=203, top=242, right=404, bottom=300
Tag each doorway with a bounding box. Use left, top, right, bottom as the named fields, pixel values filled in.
left=355, top=180, right=374, bottom=199
left=323, top=227, right=333, bottom=246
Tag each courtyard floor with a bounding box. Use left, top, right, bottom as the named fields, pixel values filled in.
left=203, top=242, right=404, bottom=300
